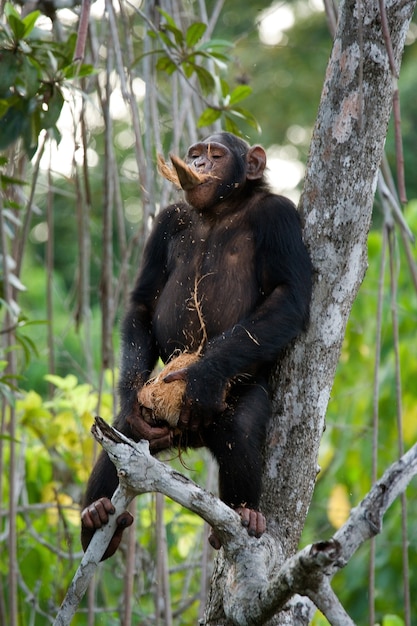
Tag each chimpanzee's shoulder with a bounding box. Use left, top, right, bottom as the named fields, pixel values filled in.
left=153, top=202, right=194, bottom=233
left=250, top=191, right=301, bottom=226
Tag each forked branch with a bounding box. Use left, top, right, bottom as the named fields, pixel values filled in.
left=54, top=418, right=417, bottom=626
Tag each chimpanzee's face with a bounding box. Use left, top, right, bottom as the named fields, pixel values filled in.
left=184, top=135, right=245, bottom=211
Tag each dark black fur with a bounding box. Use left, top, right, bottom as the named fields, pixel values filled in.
left=83, top=132, right=312, bottom=518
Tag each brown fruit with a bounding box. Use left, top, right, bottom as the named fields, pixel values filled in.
left=138, top=352, right=200, bottom=427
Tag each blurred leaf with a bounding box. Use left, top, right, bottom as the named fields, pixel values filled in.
left=198, top=39, right=233, bottom=51
left=15, top=333, right=38, bottom=366
left=0, top=50, right=19, bottom=97
left=8, top=272, right=26, bottom=291
left=17, top=39, right=32, bottom=54
left=182, top=60, right=195, bottom=79
left=317, top=437, right=334, bottom=476
left=229, top=105, right=261, bottom=132
left=161, top=23, right=184, bottom=47
left=327, top=484, right=350, bottom=529
left=194, top=65, right=215, bottom=95
left=44, top=373, right=79, bottom=391
left=5, top=7, right=25, bottom=40
left=186, top=22, right=206, bottom=48
left=156, top=55, right=177, bottom=74
left=228, top=84, right=252, bottom=105
left=15, top=55, right=39, bottom=98
left=41, top=88, right=64, bottom=128
left=156, top=28, right=175, bottom=49
left=0, top=99, right=11, bottom=118
left=198, top=107, right=222, bottom=127
left=62, top=62, right=94, bottom=79
left=382, top=616, right=405, bottom=626
left=157, top=8, right=177, bottom=30
left=4, top=2, right=21, bottom=22
left=0, top=102, right=31, bottom=150
left=311, top=611, right=330, bottom=626
left=224, top=114, right=242, bottom=135
left=22, top=10, right=41, bottom=38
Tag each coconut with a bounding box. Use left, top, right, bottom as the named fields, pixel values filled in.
left=138, top=352, right=200, bottom=428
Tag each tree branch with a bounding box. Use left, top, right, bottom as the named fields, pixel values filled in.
left=54, top=418, right=417, bottom=625
left=53, top=481, right=134, bottom=626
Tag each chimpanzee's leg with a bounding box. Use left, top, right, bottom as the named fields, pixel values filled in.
left=203, top=378, right=271, bottom=509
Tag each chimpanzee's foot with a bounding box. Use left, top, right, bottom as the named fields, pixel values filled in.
left=208, top=507, right=266, bottom=549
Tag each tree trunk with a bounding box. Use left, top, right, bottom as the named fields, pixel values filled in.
left=205, top=0, right=416, bottom=623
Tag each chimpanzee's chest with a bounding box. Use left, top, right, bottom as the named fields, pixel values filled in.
left=153, top=221, right=261, bottom=358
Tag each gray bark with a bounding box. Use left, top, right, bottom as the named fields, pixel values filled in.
left=206, top=0, right=416, bottom=624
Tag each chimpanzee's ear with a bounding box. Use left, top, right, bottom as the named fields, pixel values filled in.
left=246, top=145, right=267, bottom=180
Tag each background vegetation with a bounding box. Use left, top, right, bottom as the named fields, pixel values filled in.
left=1, top=1, right=417, bottom=624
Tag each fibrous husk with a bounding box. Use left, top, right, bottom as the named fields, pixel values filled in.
left=138, top=352, right=200, bottom=427
left=157, top=154, right=215, bottom=191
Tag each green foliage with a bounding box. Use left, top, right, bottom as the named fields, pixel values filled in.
left=0, top=2, right=93, bottom=157
left=383, top=616, right=405, bottom=626
left=146, top=8, right=260, bottom=135
left=0, top=376, right=112, bottom=622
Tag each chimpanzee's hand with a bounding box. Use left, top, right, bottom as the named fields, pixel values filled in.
left=127, top=404, right=173, bottom=452
left=81, top=497, right=134, bottom=560
left=163, top=363, right=228, bottom=430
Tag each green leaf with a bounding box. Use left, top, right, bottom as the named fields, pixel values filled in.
left=202, top=50, right=229, bottom=65
left=19, top=56, right=40, bottom=98
left=50, top=124, right=61, bottom=145
left=198, top=39, right=234, bottom=51
left=230, top=106, right=261, bottom=132
left=22, top=10, right=41, bottom=38
left=44, top=373, right=79, bottom=391
left=21, top=105, right=39, bottom=158
left=229, top=84, right=252, bottom=106
left=158, top=29, right=177, bottom=50
left=16, top=333, right=38, bottom=365
left=156, top=55, right=177, bottom=75
left=157, top=8, right=177, bottom=29
left=194, top=65, right=215, bottom=96
left=41, top=88, right=64, bottom=129
left=157, top=8, right=184, bottom=47
left=182, top=61, right=195, bottom=79
left=162, top=23, right=184, bottom=47
left=197, top=107, right=222, bottom=128
left=7, top=14, right=25, bottom=41
left=0, top=104, right=30, bottom=150
left=0, top=98, right=12, bottom=119
left=382, top=616, right=405, bottom=626
left=0, top=50, right=19, bottom=97
left=63, top=62, right=95, bottom=80
left=185, top=22, right=206, bottom=48
left=4, top=2, right=22, bottom=23
left=224, top=115, right=243, bottom=136
left=220, top=78, right=230, bottom=99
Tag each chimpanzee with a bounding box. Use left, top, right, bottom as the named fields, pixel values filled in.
left=81, top=131, right=312, bottom=557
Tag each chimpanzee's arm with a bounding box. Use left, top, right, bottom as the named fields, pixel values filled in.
left=177, top=196, right=312, bottom=410
left=82, top=206, right=178, bottom=513
left=116, top=205, right=182, bottom=424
